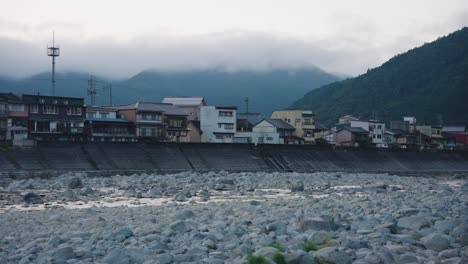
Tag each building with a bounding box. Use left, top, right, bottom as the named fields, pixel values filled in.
left=0, top=93, right=29, bottom=143
left=187, top=120, right=202, bottom=143
left=442, top=126, right=468, bottom=149
left=270, top=110, right=315, bottom=143
left=200, top=106, right=237, bottom=143
left=23, top=94, right=85, bottom=141
left=416, top=125, right=444, bottom=149
left=104, top=102, right=189, bottom=142
left=338, top=115, right=359, bottom=124
left=162, top=97, right=206, bottom=121
left=334, top=127, right=369, bottom=147
left=350, top=120, right=386, bottom=147
left=85, top=106, right=136, bottom=142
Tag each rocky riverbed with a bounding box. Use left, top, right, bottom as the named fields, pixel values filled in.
left=0, top=171, right=467, bottom=264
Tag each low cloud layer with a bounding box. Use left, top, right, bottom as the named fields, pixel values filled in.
left=1, top=6, right=467, bottom=79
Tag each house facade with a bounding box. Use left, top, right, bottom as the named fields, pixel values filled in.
left=270, top=110, right=315, bottom=143
left=0, top=93, right=29, bottom=142
left=23, top=94, right=85, bottom=141
left=334, top=127, right=369, bottom=147
left=85, top=106, right=136, bottom=142
left=200, top=106, right=237, bottom=143
left=350, top=120, right=386, bottom=147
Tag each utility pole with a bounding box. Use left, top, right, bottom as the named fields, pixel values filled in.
left=47, top=32, right=60, bottom=96
left=87, top=76, right=97, bottom=106
left=244, top=97, right=249, bottom=131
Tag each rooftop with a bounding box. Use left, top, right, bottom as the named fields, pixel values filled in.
left=162, top=97, right=207, bottom=106
left=103, top=102, right=188, bottom=116
left=261, top=119, right=296, bottom=130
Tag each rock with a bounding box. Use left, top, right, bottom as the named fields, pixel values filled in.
left=253, top=247, right=280, bottom=259
left=174, top=209, right=195, bottom=220
left=451, top=224, right=468, bottom=246
left=291, top=181, right=305, bottom=192
left=345, top=240, right=369, bottom=249
left=53, top=247, right=76, bottom=264
left=438, top=249, right=459, bottom=259
left=365, top=252, right=383, bottom=264
left=111, top=228, right=134, bottom=241
left=422, top=233, right=450, bottom=252
left=265, top=221, right=288, bottom=236
left=174, top=192, right=188, bottom=202
left=23, top=193, right=43, bottom=204
left=170, top=220, right=187, bottom=233
left=313, top=247, right=351, bottom=264
left=80, top=186, right=96, bottom=196
left=202, top=239, right=217, bottom=249
left=218, top=179, right=234, bottom=185
left=397, top=253, right=418, bottom=264
left=159, top=253, right=173, bottom=264
left=300, top=216, right=337, bottom=231
left=102, top=248, right=130, bottom=264
left=309, top=231, right=330, bottom=245
left=397, top=216, right=431, bottom=231
left=214, top=184, right=225, bottom=191
left=68, top=177, right=83, bottom=189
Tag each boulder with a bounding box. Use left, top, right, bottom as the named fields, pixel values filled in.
left=170, top=220, right=187, bottom=233
left=68, top=177, right=83, bottom=189
left=291, top=181, right=305, bottom=192
left=300, top=216, right=337, bottom=231
left=159, top=253, right=173, bottom=264
left=313, top=247, right=352, bottom=264
left=23, top=193, right=43, bottom=204
left=102, top=248, right=130, bottom=264
left=421, top=233, right=450, bottom=252
left=53, top=247, right=76, bottom=264
left=397, top=216, right=431, bottom=231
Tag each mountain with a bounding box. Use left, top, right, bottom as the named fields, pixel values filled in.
left=290, top=27, right=468, bottom=126
left=0, top=68, right=340, bottom=115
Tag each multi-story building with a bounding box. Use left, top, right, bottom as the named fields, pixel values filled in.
left=85, top=106, right=136, bottom=142
left=350, top=120, right=386, bottom=147
left=23, top=94, right=85, bottom=141
left=104, top=102, right=189, bottom=142
left=162, top=97, right=206, bottom=121
left=270, top=110, right=315, bottom=143
left=334, top=127, right=370, bottom=147
left=416, top=125, right=444, bottom=149
left=200, top=106, right=237, bottom=143
left=0, top=93, right=29, bottom=142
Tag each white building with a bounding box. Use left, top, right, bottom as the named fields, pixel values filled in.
left=234, top=119, right=296, bottom=144
left=350, top=120, right=386, bottom=147
left=200, top=106, right=237, bottom=143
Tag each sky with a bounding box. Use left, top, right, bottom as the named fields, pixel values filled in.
left=0, top=0, right=467, bottom=79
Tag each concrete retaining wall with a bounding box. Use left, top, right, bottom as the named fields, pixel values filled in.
left=1, top=142, right=468, bottom=176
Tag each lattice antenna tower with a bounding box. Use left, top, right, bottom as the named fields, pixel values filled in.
left=88, top=76, right=97, bottom=105
left=47, top=32, right=60, bottom=96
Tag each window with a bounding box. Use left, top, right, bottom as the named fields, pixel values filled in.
left=87, top=112, right=96, bottom=118
left=295, top=118, right=301, bottom=123
left=216, top=134, right=224, bottom=139
left=169, top=119, right=183, bottom=128
left=100, top=112, right=109, bottom=119
left=30, top=105, right=39, bottom=113
left=8, top=104, right=25, bottom=112
left=67, top=107, right=82, bottom=115
left=266, top=137, right=273, bottom=141
left=140, top=127, right=159, bottom=137
left=224, top=123, right=234, bottom=130
left=377, top=134, right=382, bottom=139
left=43, top=105, right=58, bottom=114
left=39, top=99, right=45, bottom=104
left=219, top=111, right=233, bottom=117
left=258, top=137, right=264, bottom=143
left=63, top=101, right=69, bottom=105
left=52, top=100, right=58, bottom=104
left=377, top=125, right=382, bottom=129
left=304, top=119, right=312, bottom=125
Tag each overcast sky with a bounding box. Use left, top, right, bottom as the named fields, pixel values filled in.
left=1, top=0, right=467, bottom=79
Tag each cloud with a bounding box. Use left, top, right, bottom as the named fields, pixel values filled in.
left=0, top=7, right=467, bottom=79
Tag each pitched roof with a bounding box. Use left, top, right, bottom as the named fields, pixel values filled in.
left=442, top=126, right=466, bottom=133
left=103, top=102, right=188, bottom=116
left=261, top=119, right=295, bottom=130
left=162, top=97, right=206, bottom=106
left=0, top=93, right=22, bottom=103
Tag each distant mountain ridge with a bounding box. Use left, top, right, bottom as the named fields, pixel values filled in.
left=0, top=67, right=341, bottom=115
left=290, top=27, right=468, bottom=126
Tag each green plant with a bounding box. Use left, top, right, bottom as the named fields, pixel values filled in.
left=301, top=241, right=319, bottom=252
left=246, top=253, right=268, bottom=264
left=272, top=252, right=286, bottom=264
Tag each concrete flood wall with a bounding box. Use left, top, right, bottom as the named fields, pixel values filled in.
left=1, top=142, right=468, bottom=176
